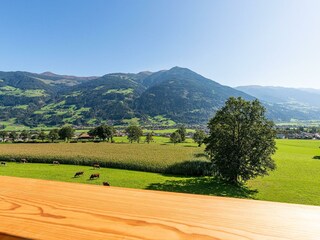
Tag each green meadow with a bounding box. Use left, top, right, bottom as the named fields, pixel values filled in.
left=247, top=139, right=320, bottom=205
left=0, top=139, right=320, bottom=206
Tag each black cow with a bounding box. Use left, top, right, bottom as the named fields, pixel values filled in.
left=103, top=181, right=110, bottom=186
left=74, top=171, right=84, bottom=177
left=90, top=173, right=100, bottom=180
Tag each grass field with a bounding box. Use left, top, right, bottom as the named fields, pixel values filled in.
left=0, top=163, right=258, bottom=200
left=247, top=139, right=320, bottom=205
left=1, top=139, right=320, bottom=206
left=0, top=163, right=188, bottom=189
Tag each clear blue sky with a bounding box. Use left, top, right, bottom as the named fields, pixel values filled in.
left=1, top=0, right=320, bottom=88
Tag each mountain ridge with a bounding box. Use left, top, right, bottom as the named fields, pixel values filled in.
left=0, top=67, right=319, bottom=128
left=236, top=85, right=320, bottom=108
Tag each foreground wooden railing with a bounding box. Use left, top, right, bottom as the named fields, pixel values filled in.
left=0, top=176, right=320, bottom=240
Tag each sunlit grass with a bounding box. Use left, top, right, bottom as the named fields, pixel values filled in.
left=247, top=139, right=320, bottom=205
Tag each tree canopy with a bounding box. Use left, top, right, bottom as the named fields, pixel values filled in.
left=192, top=129, right=206, bottom=147
left=48, top=129, right=59, bottom=142
left=176, top=125, right=186, bottom=142
left=58, top=126, right=75, bottom=142
left=9, top=131, right=17, bottom=142
left=20, top=130, right=30, bottom=142
left=38, top=130, right=47, bottom=141
left=170, top=131, right=181, bottom=145
left=205, top=97, right=276, bottom=184
left=89, top=124, right=115, bottom=142
left=126, top=125, right=143, bottom=143
left=145, top=132, right=154, bottom=144
left=0, top=131, right=8, bottom=140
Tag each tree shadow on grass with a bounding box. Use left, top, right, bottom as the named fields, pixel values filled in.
left=164, top=160, right=212, bottom=176
left=146, top=177, right=258, bottom=199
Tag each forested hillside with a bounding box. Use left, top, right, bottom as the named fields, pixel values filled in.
left=0, top=68, right=319, bottom=128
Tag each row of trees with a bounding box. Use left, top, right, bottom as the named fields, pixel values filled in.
left=88, top=125, right=153, bottom=144
left=0, top=127, right=76, bottom=143
left=88, top=125, right=115, bottom=142
left=0, top=130, right=48, bottom=142
left=169, top=125, right=206, bottom=147
left=0, top=125, right=151, bottom=144
left=0, top=125, right=210, bottom=146
left=169, top=126, right=186, bottom=144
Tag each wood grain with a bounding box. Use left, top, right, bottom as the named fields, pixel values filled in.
left=1, top=176, right=320, bottom=240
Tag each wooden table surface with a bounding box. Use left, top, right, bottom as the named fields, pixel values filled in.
left=1, top=176, right=320, bottom=240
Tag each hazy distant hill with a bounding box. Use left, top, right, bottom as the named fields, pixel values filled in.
left=236, top=85, right=320, bottom=121
left=236, top=85, right=320, bottom=108
left=1, top=68, right=320, bottom=128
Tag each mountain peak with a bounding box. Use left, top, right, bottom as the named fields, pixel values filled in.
left=41, top=71, right=58, bottom=76
left=168, top=66, right=192, bottom=72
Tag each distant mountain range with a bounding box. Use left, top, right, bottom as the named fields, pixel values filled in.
left=236, top=85, right=320, bottom=108
left=0, top=67, right=320, bottom=128
left=236, top=86, right=320, bottom=121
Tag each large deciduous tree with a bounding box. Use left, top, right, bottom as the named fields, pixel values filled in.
left=58, top=126, right=75, bottom=142
left=145, top=132, right=154, bottom=144
left=92, top=124, right=115, bottom=142
left=9, top=131, right=18, bottom=142
left=170, top=131, right=181, bottom=145
left=0, top=131, right=8, bottom=141
left=38, top=130, right=47, bottom=142
left=176, top=125, right=186, bottom=142
left=48, top=129, right=59, bottom=143
left=20, top=130, right=30, bottom=142
left=126, top=125, right=143, bottom=143
left=205, top=97, right=276, bottom=184
left=193, top=129, right=206, bottom=147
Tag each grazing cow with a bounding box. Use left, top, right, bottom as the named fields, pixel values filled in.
left=74, top=171, right=84, bottom=177
left=103, top=181, right=110, bottom=186
left=20, top=159, right=28, bottom=163
left=90, top=173, right=100, bottom=180
left=53, top=161, right=60, bottom=165
left=0, top=162, right=6, bottom=166
left=93, top=164, right=100, bottom=169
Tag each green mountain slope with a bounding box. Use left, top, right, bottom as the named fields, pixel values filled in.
left=136, top=67, right=254, bottom=123
left=1, top=68, right=320, bottom=128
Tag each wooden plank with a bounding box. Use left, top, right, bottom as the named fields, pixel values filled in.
left=0, top=176, right=320, bottom=240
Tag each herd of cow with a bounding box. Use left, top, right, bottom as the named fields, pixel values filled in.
left=0, top=159, right=110, bottom=186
